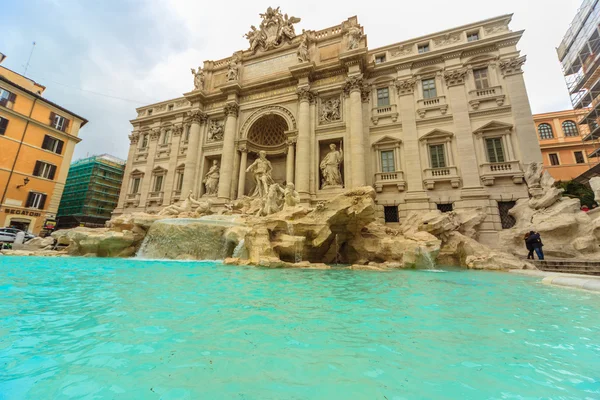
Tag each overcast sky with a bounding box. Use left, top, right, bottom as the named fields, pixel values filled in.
left=2, top=0, right=583, bottom=161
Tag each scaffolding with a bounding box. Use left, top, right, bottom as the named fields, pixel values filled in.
left=57, top=154, right=125, bottom=228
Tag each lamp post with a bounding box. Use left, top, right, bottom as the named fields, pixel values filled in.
left=16, top=177, right=30, bottom=189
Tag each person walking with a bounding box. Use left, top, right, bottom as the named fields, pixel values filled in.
left=526, top=231, right=544, bottom=260
left=524, top=232, right=535, bottom=260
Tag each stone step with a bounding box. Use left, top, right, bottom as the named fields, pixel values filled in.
left=528, top=260, right=600, bottom=276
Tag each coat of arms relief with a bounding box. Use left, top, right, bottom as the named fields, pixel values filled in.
left=244, top=7, right=301, bottom=53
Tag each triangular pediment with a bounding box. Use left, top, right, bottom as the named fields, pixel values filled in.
left=473, top=120, right=513, bottom=134
left=130, top=169, right=144, bottom=176
left=152, top=166, right=167, bottom=173
left=419, top=129, right=454, bottom=141
left=372, top=135, right=401, bottom=147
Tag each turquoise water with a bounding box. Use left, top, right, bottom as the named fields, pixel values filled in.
left=1, top=257, right=599, bottom=399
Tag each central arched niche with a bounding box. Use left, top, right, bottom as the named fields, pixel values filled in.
left=243, top=114, right=290, bottom=196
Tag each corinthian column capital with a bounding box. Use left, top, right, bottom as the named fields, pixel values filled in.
left=296, top=87, right=315, bottom=103
left=186, top=110, right=208, bottom=124
left=224, top=103, right=240, bottom=117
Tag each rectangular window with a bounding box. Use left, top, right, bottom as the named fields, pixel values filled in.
left=168, top=104, right=174, bottom=111
left=140, top=134, right=149, bottom=149
left=153, top=175, right=164, bottom=192
left=377, top=88, right=390, bottom=107
left=41, top=135, right=64, bottom=154
left=574, top=151, right=585, bottom=164
left=549, top=153, right=560, bottom=166
left=25, top=192, right=47, bottom=209
left=0, top=88, right=16, bottom=108
left=0, top=117, right=8, bottom=135
left=422, top=78, right=437, bottom=99
left=418, top=43, right=430, bottom=53
left=437, top=203, right=453, bottom=213
left=384, top=206, right=399, bottom=223
left=473, top=68, right=490, bottom=90
left=485, top=137, right=505, bottom=163
left=467, top=32, right=480, bottom=42
left=33, top=161, right=57, bottom=180
left=175, top=171, right=184, bottom=191
left=131, top=178, right=141, bottom=194
left=50, top=112, right=70, bottom=132
left=162, top=129, right=170, bottom=145
left=498, top=201, right=516, bottom=229
left=380, top=150, right=395, bottom=172
left=375, top=55, right=386, bottom=64
left=429, top=144, right=446, bottom=169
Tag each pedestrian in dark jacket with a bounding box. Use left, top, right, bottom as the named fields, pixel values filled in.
left=526, top=231, right=544, bottom=260
left=524, top=232, right=535, bottom=259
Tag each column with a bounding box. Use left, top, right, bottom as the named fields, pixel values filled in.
left=181, top=111, right=206, bottom=196
left=139, top=128, right=160, bottom=208
left=115, top=131, right=139, bottom=212
left=217, top=103, right=239, bottom=200
left=237, top=146, right=248, bottom=198
left=499, top=56, right=543, bottom=164
left=286, top=139, right=296, bottom=184
left=295, top=87, right=311, bottom=196
left=230, top=147, right=241, bottom=200
left=345, top=76, right=367, bottom=187
left=162, top=125, right=183, bottom=205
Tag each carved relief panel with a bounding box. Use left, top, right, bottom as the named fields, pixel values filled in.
left=318, top=95, right=343, bottom=125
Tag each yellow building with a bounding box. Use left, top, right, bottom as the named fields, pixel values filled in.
left=0, top=58, right=87, bottom=234
left=533, top=109, right=600, bottom=181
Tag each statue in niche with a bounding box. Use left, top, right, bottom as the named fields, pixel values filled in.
left=246, top=150, right=274, bottom=198
left=320, top=143, right=344, bottom=188
left=320, top=98, right=341, bottom=123
left=203, top=160, right=220, bottom=196
left=284, top=183, right=300, bottom=208
left=158, top=190, right=206, bottom=216
left=345, top=23, right=363, bottom=50
left=297, top=33, right=310, bottom=63
left=191, top=67, right=205, bottom=90
left=207, top=121, right=224, bottom=141
left=226, top=54, right=239, bottom=81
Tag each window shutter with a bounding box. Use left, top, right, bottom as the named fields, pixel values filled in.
left=0, top=118, right=8, bottom=135
left=56, top=139, right=64, bottom=154
left=33, top=161, right=42, bottom=176
left=49, top=165, right=56, bottom=180
left=62, top=118, right=70, bottom=132
left=39, top=194, right=47, bottom=210
left=42, top=135, right=50, bottom=150
left=25, top=192, right=34, bottom=207
left=8, top=93, right=16, bottom=103
left=49, top=112, right=56, bottom=125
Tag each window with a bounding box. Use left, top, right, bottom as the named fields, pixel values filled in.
left=549, top=153, right=560, bottom=165
left=380, top=150, right=395, bottom=172
left=161, top=129, right=170, bottom=145
left=418, top=43, right=430, bottom=53
left=153, top=175, right=164, bottom=192
left=184, top=127, right=190, bottom=142
left=33, top=161, right=57, bottom=180
left=574, top=151, right=585, bottom=164
left=437, top=203, right=453, bottom=213
left=140, top=134, right=149, bottom=149
left=538, top=123, right=554, bottom=139
left=131, top=177, right=141, bottom=194
left=175, top=171, right=184, bottom=191
left=50, top=112, right=70, bottom=132
left=147, top=109, right=153, bottom=116
left=562, top=120, right=579, bottom=137
left=25, top=192, right=47, bottom=209
left=168, top=104, right=174, bottom=111
left=0, top=117, right=8, bottom=135
left=0, top=88, right=16, bottom=108
left=422, top=78, right=437, bottom=99
left=467, top=32, right=480, bottom=42
left=429, top=144, right=446, bottom=169
left=375, top=55, right=386, bottom=64
left=473, top=68, right=490, bottom=90
left=377, top=88, right=390, bottom=107
left=384, top=206, right=399, bottom=223
left=485, top=137, right=505, bottom=163
left=41, top=135, right=64, bottom=154
left=498, top=201, right=516, bottom=229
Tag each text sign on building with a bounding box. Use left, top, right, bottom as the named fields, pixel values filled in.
left=2, top=208, right=42, bottom=217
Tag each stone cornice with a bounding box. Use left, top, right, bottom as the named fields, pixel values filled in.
left=499, top=55, right=526, bottom=76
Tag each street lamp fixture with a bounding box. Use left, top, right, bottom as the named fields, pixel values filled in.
left=16, top=177, right=30, bottom=189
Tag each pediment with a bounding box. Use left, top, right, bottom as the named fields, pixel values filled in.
left=152, top=166, right=167, bottom=173
left=372, top=135, right=402, bottom=147
left=419, top=129, right=454, bottom=141
left=473, top=120, right=513, bottom=134
left=130, top=169, right=144, bottom=176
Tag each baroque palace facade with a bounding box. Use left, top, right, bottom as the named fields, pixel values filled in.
left=115, top=9, right=542, bottom=244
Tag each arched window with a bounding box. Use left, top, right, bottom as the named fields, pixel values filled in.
left=538, top=123, right=554, bottom=140
left=562, top=120, right=579, bottom=137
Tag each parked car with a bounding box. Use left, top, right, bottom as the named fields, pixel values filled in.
left=0, top=228, right=35, bottom=243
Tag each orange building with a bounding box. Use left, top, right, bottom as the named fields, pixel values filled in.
left=0, top=57, right=87, bottom=234
left=533, top=109, right=599, bottom=181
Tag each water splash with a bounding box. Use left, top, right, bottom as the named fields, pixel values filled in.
left=286, top=222, right=302, bottom=263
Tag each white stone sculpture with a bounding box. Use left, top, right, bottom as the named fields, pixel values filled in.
left=246, top=150, right=274, bottom=198
left=261, top=183, right=285, bottom=215
left=158, top=190, right=205, bottom=216
left=297, top=33, right=309, bottom=62
left=346, top=23, right=362, bottom=50
left=244, top=25, right=264, bottom=53
left=203, top=160, right=220, bottom=196
left=245, top=7, right=301, bottom=53
left=284, top=183, right=300, bottom=208
left=207, top=120, right=224, bottom=141
left=590, top=177, right=600, bottom=205
left=320, top=98, right=341, bottom=123
left=226, top=55, right=239, bottom=82
left=191, top=67, right=205, bottom=90
left=320, top=143, right=344, bottom=188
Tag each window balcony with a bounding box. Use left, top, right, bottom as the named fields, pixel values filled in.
left=423, top=166, right=460, bottom=190
left=156, top=143, right=171, bottom=159
left=479, top=161, right=524, bottom=186
left=172, top=190, right=182, bottom=202
left=468, top=86, right=505, bottom=110
left=371, top=103, right=398, bottom=124
left=135, top=148, right=149, bottom=162
left=416, top=96, right=448, bottom=118
left=124, top=193, right=140, bottom=207
left=147, top=191, right=164, bottom=207
left=374, top=171, right=406, bottom=192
